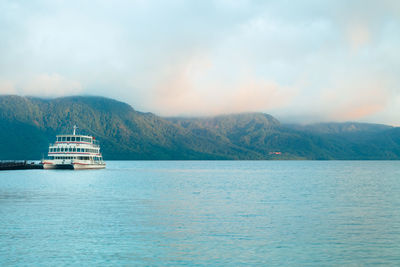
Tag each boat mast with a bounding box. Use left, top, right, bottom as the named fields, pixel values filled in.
left=73, top=125, right=78, bottom=135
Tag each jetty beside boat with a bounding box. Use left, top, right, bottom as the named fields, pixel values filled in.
left=0, top=161, right=43, bottom=170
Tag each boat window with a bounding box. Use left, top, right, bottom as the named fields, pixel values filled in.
left=66, top=137, right=70, bottom=142
left=71, top=137, right=75, bottom=141
left=76, top=137, right=80, bottom=142
left=73, top=148, right=76, bottom=152
left=61, top=137, right=65, bottom=141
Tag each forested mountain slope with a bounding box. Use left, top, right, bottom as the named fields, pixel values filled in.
left=0, top=95, right=398, bottom=160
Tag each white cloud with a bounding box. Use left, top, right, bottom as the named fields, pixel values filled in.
left=19, top=73, right=83, bottom=97
left=0, top=0, right=399, bottom=124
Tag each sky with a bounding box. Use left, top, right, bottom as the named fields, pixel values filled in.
left=0, top=0, right=399, bottom=125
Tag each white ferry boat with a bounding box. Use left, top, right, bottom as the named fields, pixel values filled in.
left=43, top=126, right=106, bottom=170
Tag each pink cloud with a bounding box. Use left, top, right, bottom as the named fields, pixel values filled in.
left=0, top=79, right=16, bottom=94
left=149, top=55, right=295, bottom=116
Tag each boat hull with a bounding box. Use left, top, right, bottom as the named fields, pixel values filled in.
left=43, top=162, right=106, bottom=170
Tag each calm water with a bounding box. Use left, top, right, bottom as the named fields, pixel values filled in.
left=0, top=161, right=399, bottom=266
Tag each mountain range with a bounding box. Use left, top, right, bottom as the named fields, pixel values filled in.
left=0, top=95, right=399, bottom=160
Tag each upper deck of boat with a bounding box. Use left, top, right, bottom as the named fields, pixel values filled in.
left=55, top=135, right=94, bottom=143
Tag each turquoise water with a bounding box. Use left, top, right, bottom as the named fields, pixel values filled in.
left=0, top=161, right=399, bottom=266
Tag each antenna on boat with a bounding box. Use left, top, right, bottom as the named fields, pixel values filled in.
left=73, top=125, right=78, bottom=135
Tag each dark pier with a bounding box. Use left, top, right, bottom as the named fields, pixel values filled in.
left=0, top=161, right=43, bottom=170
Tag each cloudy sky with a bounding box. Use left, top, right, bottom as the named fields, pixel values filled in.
left=0, top=0, right=399, bottom=124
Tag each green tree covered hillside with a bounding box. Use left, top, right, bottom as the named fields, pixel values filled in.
left=0, top=95, right=398, bottom=160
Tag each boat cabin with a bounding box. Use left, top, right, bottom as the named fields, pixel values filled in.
left=56, top=135, right=93, bottom=143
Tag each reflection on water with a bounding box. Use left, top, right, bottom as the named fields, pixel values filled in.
left=0, top=161, right=400, bottom=265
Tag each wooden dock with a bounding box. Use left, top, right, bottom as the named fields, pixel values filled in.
left=0, top=161, right=43, bottom=170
